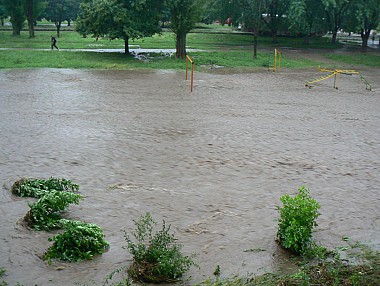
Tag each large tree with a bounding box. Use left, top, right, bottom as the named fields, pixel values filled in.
left=287, top=0, right=326, bottom=42
left=239, top=0, right=266, bottom=59
left=322, top=0, right=353, bottom=44
left=262, top=0, right=290, bottom=43
left=202, top=0, right=241, bottom=25
left=166, top=0, right=203, bottom=59
left=348, top=0, right=380, bottom=48
left=76, top=0, right=163, bottom=54
left=3, top=0, right=26, bottom=35
left=0, top=0, right=7, bottom=26
left=45, top=0, right=81, bottom=37
left=23, top=0, right=46, bottom=38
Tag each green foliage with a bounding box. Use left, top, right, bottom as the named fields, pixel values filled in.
left=76, top=0, right=162, bottom=52
left=197, top=244, right=380, bottom=286
left=276, top=186, right=321, bottom=255
left=0, top=267, right=6, bottom=286
left=2, top=0, right=26, bottom=35
left=44, top=219, right=109, bottom=262
left=11, top=177, right=79, bottom=198
left=124, top=212, right=195, bottom=283
left=24, top=190, right=83, bottom=231
left=213, top=264, right=221, bottom=277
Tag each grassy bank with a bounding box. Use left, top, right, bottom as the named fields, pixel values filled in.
left=0, top=29, right=379, bottom=70
left=197, top=243, right=380, bottom=286
left=0, top=49, right=323, bottom=70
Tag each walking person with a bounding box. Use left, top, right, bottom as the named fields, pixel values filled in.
left=51, top=35, right=59, bottom=50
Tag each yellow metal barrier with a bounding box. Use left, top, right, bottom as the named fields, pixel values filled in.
left=186, top=55, right=195, bottom=93
left=269, top=49, right=282, bottom=72
left=306, top=67, right=372, bottom=90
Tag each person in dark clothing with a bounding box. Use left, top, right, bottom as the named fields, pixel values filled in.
left=51, top=35, right=59, bottom=50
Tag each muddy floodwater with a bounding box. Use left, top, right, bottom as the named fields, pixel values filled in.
left=1, top=68, right=380, bottom=285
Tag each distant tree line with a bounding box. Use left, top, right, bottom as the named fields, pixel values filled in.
left=0, top=0, right=379, bottom=58
left=0, top=0, right=82, bottom=37
left=204, top=0, right=380, bottom=54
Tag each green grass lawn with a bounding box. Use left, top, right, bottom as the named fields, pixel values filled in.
left=0, top=28, right=379, bottom=70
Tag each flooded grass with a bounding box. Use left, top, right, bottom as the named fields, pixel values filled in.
left=197, top=244, right=380, bottom=286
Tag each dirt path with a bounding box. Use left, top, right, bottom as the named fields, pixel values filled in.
left=0, top=67, right=379, bottom=285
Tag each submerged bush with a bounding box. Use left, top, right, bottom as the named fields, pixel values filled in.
left=11, top=177, right=79, bottom=198
left=276, top=186, right=321, bottom=255
left=124, top=212, right=195, bottom=283
left=24, top=190, right=83, bottom=231
left=44, top=219, right=109, bottom=262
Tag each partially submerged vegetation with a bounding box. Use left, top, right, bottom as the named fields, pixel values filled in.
left=197, top=243, right=380, bottom=286
left=11, top=177, right=79, bottom=198
left=10, top=177, right=109, bottom=264
left=2, top=182, right=380, bottom=285
left=124, top=212, right=195, bottom=283
left=44, top=219, right=109, bottom=262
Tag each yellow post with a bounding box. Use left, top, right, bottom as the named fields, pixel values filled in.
left=273, top=49, right=277, bottom=72
left=334, top=72, right=339, bottom=89
left=186, top=58, right=189, bottom=80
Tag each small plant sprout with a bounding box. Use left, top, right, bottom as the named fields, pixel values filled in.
left=276, top=186, right=321, bottom=255
left=124, top=212, right=195, bottom=283
left=213, top=265, right=221, bottom=277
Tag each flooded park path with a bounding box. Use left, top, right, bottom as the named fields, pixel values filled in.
left=1, top=68, right=380, bottom=285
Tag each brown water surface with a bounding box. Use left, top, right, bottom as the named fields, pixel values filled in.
left=1, top=68, right=379, bottom=285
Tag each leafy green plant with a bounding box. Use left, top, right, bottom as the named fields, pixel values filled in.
left=24, top=190, right=83, bottom=231
left=276, top=186, right=321, bottom=255
left=44, top=219, right=109, bottom=262
left=0, top=267, right=6, bottom=286
left=11, top=177, right=79, bottom=198
left=124, top=212, right=195, bottom=283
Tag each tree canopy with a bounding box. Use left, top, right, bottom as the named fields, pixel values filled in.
left=76, top=0, right=163, bottom=54
left=45, top=0, right=82, bottom=37
left=2, top=0, right=379, bottom=49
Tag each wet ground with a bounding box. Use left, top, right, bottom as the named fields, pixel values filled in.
left=0, top=67, right=379, bottom=285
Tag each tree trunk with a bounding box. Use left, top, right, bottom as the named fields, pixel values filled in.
left=253, top=30, right=258, bottom=59
left=11, top=18, right=23, bottom=36
left=361, top=29, right=370, bottom=51
left=56, top=21, right=61, bottom=38
left=124, top=36, right=130, bottom=54
left=26, top=0, right=35, bottom=38
left=12, top=26, right=21, bottom=36
left=27, top=21, right=34, bottom=38
left=331, top=30, right=337, bottom=44
left=272, top=33, right=277, bottom=43
left=176, top=32, right=187, bottom=59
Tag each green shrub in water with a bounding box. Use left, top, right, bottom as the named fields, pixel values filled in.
left=124, top=212, right=195, bottom=283
left=44, top=219, right=109, bottom=262
left=24, top=190, right=83, bottom=231
left=276, top=186, right=321, bottom=255
left=11, top=177, right=79, bottom=198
